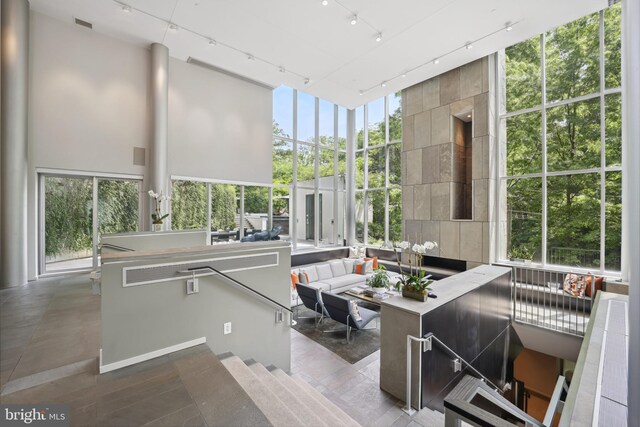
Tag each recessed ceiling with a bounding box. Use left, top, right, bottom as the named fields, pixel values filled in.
left=29, top=0, right=607, bottom=109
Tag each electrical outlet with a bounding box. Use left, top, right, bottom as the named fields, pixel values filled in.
left=223, top=322, right=232, bottom=335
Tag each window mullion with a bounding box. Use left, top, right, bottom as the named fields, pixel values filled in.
left=541, top=33, right=548, bottom=267
left=599, top=10, right=607, bottom=274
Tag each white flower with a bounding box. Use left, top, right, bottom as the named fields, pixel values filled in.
left=412, top=244, right=426, bottom=254
left=423, top=241, right=438, bottom=250
left=397, top=241, right=410, bottom=250
left=148, top=190, right=156, bottom=197
left=159, top=195, right=166, bottom=201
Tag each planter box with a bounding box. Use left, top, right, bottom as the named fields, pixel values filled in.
left=402, top=288, right=428, bottom=302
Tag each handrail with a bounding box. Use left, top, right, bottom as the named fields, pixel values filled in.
left=423, top=332, right=505, bottom=395
left=543, top=375, right=567, bottom=426
left=177, top=265, right=292, bottom=315
left=402, top=334, right=432, bottom=415
left=100, top=243, right=134, bottom=252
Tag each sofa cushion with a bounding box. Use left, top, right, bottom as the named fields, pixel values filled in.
left=316, top=264, right=333, bottom=281
left=343, top=259, right=356, bottom=274
left=330, top=261, right=347, bottom=277
left=300, top=265, right=319, bottom=283
left=323, top=274, right=366, bottom=289
left=306, top=281, right=331, bottom=293
left=299, top=271, right=309, bottom=284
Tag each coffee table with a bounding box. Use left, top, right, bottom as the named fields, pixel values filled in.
left=343, top=288, right=399, bottom=306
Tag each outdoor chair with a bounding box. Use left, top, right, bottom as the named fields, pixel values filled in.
left=321, top=292, right=380, bottom=343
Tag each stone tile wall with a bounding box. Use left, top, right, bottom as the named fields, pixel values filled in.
left=401, top=56, right=497, bottom=267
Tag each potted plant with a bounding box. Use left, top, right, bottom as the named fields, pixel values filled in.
left=368, top=265, right=390, bottom=289
left=149, top=190, right=170, bottom=231
left=393, top=240, right=438, bottom=302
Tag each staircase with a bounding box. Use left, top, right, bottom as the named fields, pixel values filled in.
left=219, top=353, right=361, bottom=427
left=235, top=214, right=253, bottom=230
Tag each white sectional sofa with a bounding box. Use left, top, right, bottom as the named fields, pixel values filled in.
left=293, top=258, right=401, bottom=295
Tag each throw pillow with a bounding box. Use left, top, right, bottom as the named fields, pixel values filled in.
left=299, top=271, right=310, bottom=284
left=290, top=272, right=299, bottom=288
left=343, top=259, right=356, bottom=274
left=364, top=256, right=379, bottom=269
left=563, top=274, right=586, bottom=297
left=316, top=264, right=333, bottom=281
left=300, top=266, right=318, bottom=283
left=584, top=274, right=604, bottom=298
left=355, top=260, right=373, bottom=275
left=348, top=300, right=362, bottom=321
left=330, top=261, right=347, bottom=277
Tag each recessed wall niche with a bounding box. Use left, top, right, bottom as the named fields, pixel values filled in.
left=452, top=113, right=473, bottom=220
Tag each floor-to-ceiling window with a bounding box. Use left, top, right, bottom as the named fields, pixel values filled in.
left=355, top=93, right=403, bottom=247
left=40, top=173, right=141, bottom=274
left=272, top=87, right=346, bottom=251
left=497, top=3, right=622, bottom=274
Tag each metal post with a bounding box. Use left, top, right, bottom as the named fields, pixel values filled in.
left=346, top=109, right=356, bottom=246
left=1, top=0, right=30, bottom=287
left=403, top=334, right=416, bottom=415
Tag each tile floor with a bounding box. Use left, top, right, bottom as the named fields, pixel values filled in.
left=0, top=273, right=443, bottom=426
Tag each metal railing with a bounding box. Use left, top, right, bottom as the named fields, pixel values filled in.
left=177, top=265, right=292, bottom=324
left=508, top=264, right=596, bottom=336
left=543, top=375, right=568, bottom=426
left=402, top=332, right=503, bottom=415
left=99, top=243, right=134, bottom=252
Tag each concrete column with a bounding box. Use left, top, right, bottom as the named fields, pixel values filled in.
left=345, top=109, right=356, bottom=246
left=150, top=43, right=169, bottom=231
left=1, top=0, right=29, bottom=287
left=623, top=0, right=640, bottom=425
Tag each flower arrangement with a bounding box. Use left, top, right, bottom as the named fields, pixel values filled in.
left=149, top=190, right=170, bottom=225
left=393, top=240, right=438, bottom=298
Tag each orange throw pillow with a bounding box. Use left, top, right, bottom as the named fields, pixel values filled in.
left=291, top=273, right=299, bottom=288
left=364, top=257, right=379, bottom=269
left=585, top=275, right=604, bottom=298
left=355, top=263, right=363, bottom=274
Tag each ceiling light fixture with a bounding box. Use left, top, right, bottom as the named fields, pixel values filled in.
left=467, top=114, right=472, bottom=118
left=505, top=22, right=513, bottom=31
left=247, top=54, right=255, bottom=61
left=121, top=5, right=131, bottom=12
left=350, top=15, right=358, bottom=25
left=433, top=58, right=440, bottom=64
left=168, top=23, right=178, bottom=30
left=401, top=73, right=407, bottom=78
left=321, top=0, right=328, bottom=5
left=375, top=33, right=382, bottom=42
left=465, top=42, right=473, bottom=50
left=279, top=66, right=285, bottom=73
left=381, top=81, right=387, bottom=88
left=359, top=90, right=363, bottom=95
left=208, top=39, right=216, bottom=46
left=304, top=78, right=310, bottom=85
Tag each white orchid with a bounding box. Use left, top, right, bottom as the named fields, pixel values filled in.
left=148, top=190, right=158, bottom=198
left=412, top=244, right=427, bottom=255
left=423, top=240, right=438, bottom=250
left=397, top=241, right=410, bottom=250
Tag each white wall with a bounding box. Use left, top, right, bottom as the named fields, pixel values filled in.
left=25, top=13, right=273, bottom=280
left=168, top=59, right=273, bottom=184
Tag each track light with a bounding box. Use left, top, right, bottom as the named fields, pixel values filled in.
left=247, top=54, right=255, bottom=61
left=401, top=73, right=407, bottom=78
left=208, top=39, right=216, bottom=46
left=321, top=0, right=328, bottom=5
left=350, top=15, right=358, bottom=25
left=433, top=58, right=440, bottom=64
left=465, top=42, right=473, bottom=50
left=359, top=90, right=363, bottom=95
left=381, top=81, right=387, bottom=88
left=168, top=23, right=178, bottom=30
left=121, top=5, right=131, bottom=12
left=505, top=22, right=513, bottom=31
left=304, top=78, right=310, bottom=85
left=279, top=66, right=285, bottom=73
left=375, top=33, right=382, bottom=42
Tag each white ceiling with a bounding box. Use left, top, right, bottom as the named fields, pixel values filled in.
left=29, top=0, right=607, bottom=109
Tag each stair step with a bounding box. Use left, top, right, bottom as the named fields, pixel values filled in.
left=289, top=373, right=361, bottom=427
left=249, top=362, right=328, bottom=427
left=270, top=368, right=354, bottom=427
left=221, top=356, right=305, bottom=427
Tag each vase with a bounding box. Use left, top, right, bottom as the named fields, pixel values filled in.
left=153, top=223, right=162, bottom=232
left=402, top=288, right=428, bottom=302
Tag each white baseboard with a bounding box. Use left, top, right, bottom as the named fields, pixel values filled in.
left=99, top=337, right=206, bottom=374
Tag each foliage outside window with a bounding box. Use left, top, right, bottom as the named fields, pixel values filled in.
left=356, top=93, right=402, bottom=247
left=499, top=3, right=622, bottom=273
